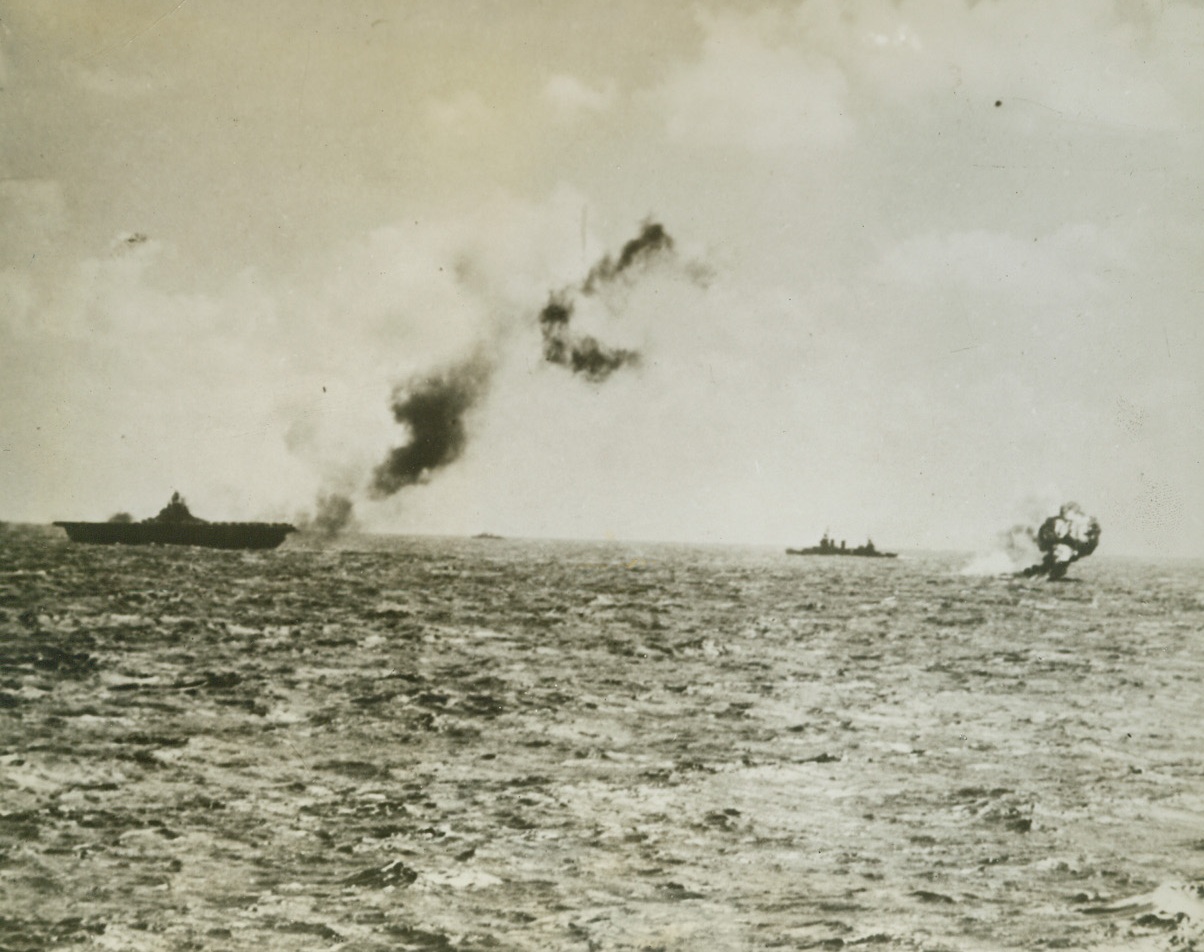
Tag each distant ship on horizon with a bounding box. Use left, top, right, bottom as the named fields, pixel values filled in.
left=54, top=492, right=295, bottom=550
left=786, top=532, right=897, bottom=559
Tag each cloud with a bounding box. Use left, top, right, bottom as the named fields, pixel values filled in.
left=656, top=9, right=853, bottom=152
left=543, top=74, right=616, bottom=115
left=877, top=223, right=1127, bottom=302
left=427, top=91, right=493, bottom=133
left=0, top=243, right=307, bottom=522
left=652, top=0, right=1199, bottom=163
left=854, top=0, right=1194, bottom=127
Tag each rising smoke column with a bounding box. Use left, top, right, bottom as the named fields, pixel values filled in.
left=539, top=220, right=675, bottom=381
left=371, top=354, right=492, bottom=497
left=300, top=492, right=356, bottom=537
left=1020, top=502, right=1101, bottom=580
left=373, top=220, right=680, bottom=499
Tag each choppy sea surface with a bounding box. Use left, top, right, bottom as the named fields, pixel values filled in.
left=2, top=527, right=1203, bottom=952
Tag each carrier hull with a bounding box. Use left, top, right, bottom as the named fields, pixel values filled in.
left=54, top=492, right=295, bottom=550
left=54, top=521, right=294, bottom=550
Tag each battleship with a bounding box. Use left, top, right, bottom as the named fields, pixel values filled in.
left=54, top=492, right=295, bottom=550
left=786, top=532, right=897, bottom=559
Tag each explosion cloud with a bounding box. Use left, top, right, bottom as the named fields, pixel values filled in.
left=1020, top=502, right=1101, bottom=580
left=371, top=355, right=492, bottom=497
left=539, top=219, right=675, bottom=381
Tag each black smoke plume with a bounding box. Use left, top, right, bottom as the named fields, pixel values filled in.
left=539, top=293, right=641, bottom=382
left=300, top=492, right=356, bottom=538
left=581, top=221, right=674, bottom=295
left=1020, top=502, right=1101, bottom=580
left=539, top=220, right=674, bottom=381
left=371, top=355, right=491, bottom=497
left=372, top=220, right=680, bottom=501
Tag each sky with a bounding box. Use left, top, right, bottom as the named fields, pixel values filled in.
left=1, top=0, right=1202, bottom=556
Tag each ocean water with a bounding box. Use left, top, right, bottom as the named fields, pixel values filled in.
left=2, top=527, right=1203, bottom=951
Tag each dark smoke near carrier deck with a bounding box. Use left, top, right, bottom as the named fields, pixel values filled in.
left=300, top=492, right=356, bottom=538
left=371, top=355, right=492, bottom=497
left=1020, top=502, right=1101, bottom=580
left=539, top=220, right=675, bottom=382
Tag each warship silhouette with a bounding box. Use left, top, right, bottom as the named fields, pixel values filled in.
left=786, top=532, right=897, bottom=559
left=54, top=492, right=295, bottom=550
